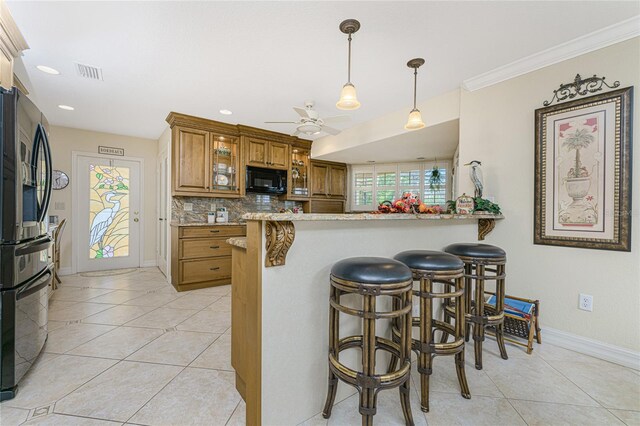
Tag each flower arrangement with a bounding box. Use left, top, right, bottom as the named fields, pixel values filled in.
left=376, top=192, right=443, bottom=214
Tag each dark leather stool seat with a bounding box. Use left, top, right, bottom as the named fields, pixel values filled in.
left=331, top=257, right=412, bottom=284
left=443, top=243, right=506, bottom=259
left=323, top=257, right=414, bottom=425
left=394, top=250, right=464, bottom=271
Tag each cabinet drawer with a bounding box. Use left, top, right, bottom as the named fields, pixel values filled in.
left=179, top=258, right=232, bottom=284
left=180, top=238, right=232, bottom=259
left=180, top=226, right=245, bottom=239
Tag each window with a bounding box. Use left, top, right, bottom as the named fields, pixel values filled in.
left=350, top=161, right=452, bottom=211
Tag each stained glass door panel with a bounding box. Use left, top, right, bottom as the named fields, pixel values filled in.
left=75, top=155, right=141, bottom=272
left=89, top=164, right=130, bottom=259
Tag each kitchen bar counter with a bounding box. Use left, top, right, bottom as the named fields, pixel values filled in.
left=243, top=212, right=503, bottom=221
left=170, top=221, right=246, bottom=227
left=231, top=212, right=504, bottom=425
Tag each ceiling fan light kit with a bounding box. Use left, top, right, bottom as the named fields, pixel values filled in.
left=404, top=57, right=426, bottom=130
left=336, top=19, right=361, bottom=110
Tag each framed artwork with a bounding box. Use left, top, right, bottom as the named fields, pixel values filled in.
left=534, top=86, right=633, bottom=251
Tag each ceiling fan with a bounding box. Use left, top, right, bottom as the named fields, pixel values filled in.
left=265, top=101, right=350, bottom=136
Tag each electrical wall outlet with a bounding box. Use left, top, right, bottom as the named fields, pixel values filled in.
left=210, top=203, right=217, bottom=211
left=184, top=203, right=193, bottom=212
left=54, top=201, right=65, bottom=210
left=579, top=294, right=593, bottom=312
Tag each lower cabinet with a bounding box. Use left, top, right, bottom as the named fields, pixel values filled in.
left=170, top=225, right=246, bottom=291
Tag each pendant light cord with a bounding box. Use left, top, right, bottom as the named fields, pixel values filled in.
left=413, top=67, right=418, bottom=109
left=347, top=33, right=352, bottom=84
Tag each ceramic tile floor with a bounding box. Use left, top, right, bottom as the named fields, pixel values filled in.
left=0, top=267, right=638, bottom=426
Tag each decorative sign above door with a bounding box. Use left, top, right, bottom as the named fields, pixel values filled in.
left=98, top=146, right=124, bottom=156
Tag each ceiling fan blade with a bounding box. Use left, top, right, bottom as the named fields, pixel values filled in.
left=321, top=125, right=341, bottom=135
left=322, top=115, right=351, bottom=125
left=264, top=121, right=298, bottom=124
left=293, top=107, right=309, bottom=118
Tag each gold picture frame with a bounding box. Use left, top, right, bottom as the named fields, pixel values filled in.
left=534, top=86, right=633, bottom=251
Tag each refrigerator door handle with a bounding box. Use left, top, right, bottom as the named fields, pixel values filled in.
left=34, top=124, right=53, bottom=223
left=16, top=267, right=52, bottom=301
left=15, top=237, right=52, bottom=256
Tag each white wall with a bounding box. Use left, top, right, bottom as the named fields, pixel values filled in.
left=48, top=126, right=159, bottom=271
left=458, top=38, right=640, bottom=351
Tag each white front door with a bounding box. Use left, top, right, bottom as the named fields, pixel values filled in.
left=157, top=151, right=168, bottom=276
left=75, top=154, right=142, bottom=272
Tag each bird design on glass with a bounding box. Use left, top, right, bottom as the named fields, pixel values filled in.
left=465, top=160, right=483, bottom=198
left=90, top=191, right=125, bottom=249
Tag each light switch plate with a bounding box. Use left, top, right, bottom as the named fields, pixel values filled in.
left=184, top=203, right=193, bottom=212
left=54, top=202, right=65, bottom=210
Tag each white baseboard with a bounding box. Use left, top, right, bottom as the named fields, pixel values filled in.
left=543, top=326, right=640, bottom=370
left=58, top=267, right=73, bottom=276
left=141, top=260, right=158, bottom=268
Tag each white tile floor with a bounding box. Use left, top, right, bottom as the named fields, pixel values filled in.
left=0, top=267, right=638, bottom=425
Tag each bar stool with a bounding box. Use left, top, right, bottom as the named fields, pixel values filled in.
left=443, top=243, right=508, bottom=370
left=322, top=257, right=415, bottom=426
left=389, top=250, right=471, bottom=413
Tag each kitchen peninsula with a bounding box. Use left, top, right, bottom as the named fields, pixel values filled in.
left=229, top=212, right=503, bottom=425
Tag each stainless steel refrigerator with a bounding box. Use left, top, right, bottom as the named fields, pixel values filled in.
left=0, top=87, right=53, bottom=401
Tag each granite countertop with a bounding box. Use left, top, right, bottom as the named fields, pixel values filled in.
left=227, top=237, right=247, bottom=249
left=242, top=213, right=504, bottom=221
left=170, top=221, right=246, bottom=227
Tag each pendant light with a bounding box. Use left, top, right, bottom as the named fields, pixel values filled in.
left=405, top=58, right=426, bottom=130
left=336, top=19, right=361, bottom=110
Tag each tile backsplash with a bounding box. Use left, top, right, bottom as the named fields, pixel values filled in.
left=172, top=194, right=303, bottom=223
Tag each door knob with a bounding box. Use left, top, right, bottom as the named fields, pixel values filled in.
left=134, top=218, right=139, bottom=222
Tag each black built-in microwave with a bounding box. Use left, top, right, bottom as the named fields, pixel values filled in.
left=245, top=166, right=287, bottom=195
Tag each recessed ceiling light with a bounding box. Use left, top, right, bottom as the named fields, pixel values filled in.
left=219, top=109, right=232, bottom=115
left=58, top=105, right=74, bottom=111
left=367, top=160, right=376, bottom=163
left=36, top=65, right=60, bottom=75
left=416, top=157, right=425, bottom=160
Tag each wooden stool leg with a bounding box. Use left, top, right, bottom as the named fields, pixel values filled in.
left=418, top=277, right=433, bottom=413
left=359, top=294, right=377, bottom=425
left=387, top=295, right=400, bottom=373
left=495, top=264, right=508, bottom=360
left=322, top=286, right=340, bottom=418
left=454, top=276, right=471, bottom=399
left=473, top=264, right=485, bottom=370
left=464, top=263, right=472, bottom=342
left=399, top=289, right=415, bottom=426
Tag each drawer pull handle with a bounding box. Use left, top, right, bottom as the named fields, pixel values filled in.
left=210, top=230, right=220, bottom=233
left=210, top=267, right=220, bottom=271
left=210, top=246, right=220, bottom=249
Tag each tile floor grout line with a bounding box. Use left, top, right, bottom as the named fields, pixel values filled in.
left=606, top=407, right=636, bottom=426
left=504, top=397, right=532, bottom=425
left=185, top=333, right=226, bottom=369
left=529, top=348, right=605, bottom=408
left=224, top=399, right=242, bottom=426
left=123, top=364, right=188, bottom=425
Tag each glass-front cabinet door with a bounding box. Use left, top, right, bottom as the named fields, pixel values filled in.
left=210, top=134, right=240, bottom=196
left=290, top=147, right=310, bottom=198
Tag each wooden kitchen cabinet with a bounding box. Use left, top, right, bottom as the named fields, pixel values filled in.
left=170, top=224, right=246, bottom=292
left=246, top=137, right=289, bottom=170
left=310, top=160, right=347, bottom=199
left=173, top=126, right=210, bottom=193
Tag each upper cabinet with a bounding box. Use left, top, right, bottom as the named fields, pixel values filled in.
left=310, top=160, right=347, bottom=199
left=210, top=134, right=241, bottom=194
left=0, top=2, right=29, bottom=90
left=245, top=137, right=289, bottom=170
left=174, top=127, right=209, bottom=193
left=289, top=145, right=311, bottom=199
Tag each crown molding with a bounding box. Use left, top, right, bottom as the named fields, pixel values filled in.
left=463, top=15, right=640, bottom=92
left=0, top=1, right=29, bottom=57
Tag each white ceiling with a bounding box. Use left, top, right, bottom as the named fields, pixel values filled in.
left=9, top=1, right=639, bottom=140
left=318, top=118, right=459, bottom=164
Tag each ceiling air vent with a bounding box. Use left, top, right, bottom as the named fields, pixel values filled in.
left=74, top=62, right=103, bottom=81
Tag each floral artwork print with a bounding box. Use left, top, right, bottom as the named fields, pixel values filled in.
left=89, top=164, right=130, bottom=259
left=557, top=117, right=600, bottom=226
